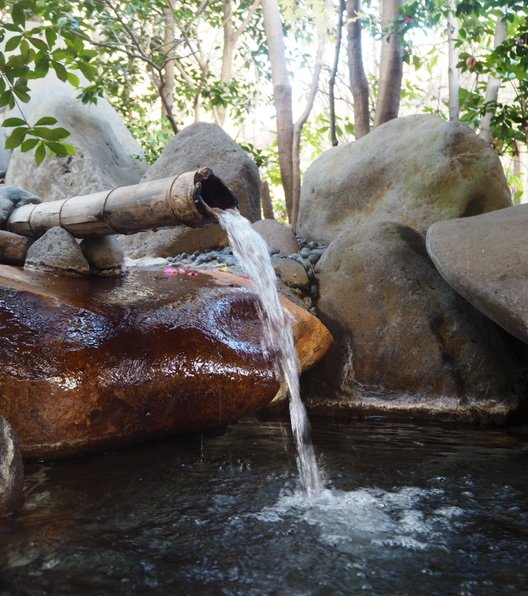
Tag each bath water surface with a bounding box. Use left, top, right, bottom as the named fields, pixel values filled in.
left=1, top=418, right=528, bottom=594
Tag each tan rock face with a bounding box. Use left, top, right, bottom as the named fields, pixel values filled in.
left=0, top=267, right=332, bottom=459
left=298, top=115, right=512, bottom=244
left=427, top=205, right=528, bottom=345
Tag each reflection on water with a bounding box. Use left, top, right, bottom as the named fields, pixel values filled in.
left=1, top=418, right=528, bottom=594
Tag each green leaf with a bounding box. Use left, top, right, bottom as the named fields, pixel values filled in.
left=52, top=61, right=68, bottom=82
left=67, top=72, right=80, bottom=87
left=46, top=141, right=69, bottom=156
left=62, top=143, right=76, bottom=155
left=0, top=91, right=13, bottom=108
left=77, top=61, right=97, bottom=81
left=2, top=117, right=26, bottom=127
left=2, top=23, right=21, bottom=33
left=11, top=3, right=26, bottom=28
left=5, top=35, right=22, bottom=52
left=33, top=56, right=49, bottom=78
left=33, top=116, right=58, bottom=126
left=12, top=88, right=31, bottom=102
left=28, top=37, right=48, bottom=51
left=32, top=126, right=70, bottom=141
left=4, top=126, right=28, bottom=149
left=52, top=48, right=72, bottom=61
left=34, top=142, right=46, bottom=165
left=20, top=137, right=39, bottom=152
left=45, top=28, right=57, bottom=48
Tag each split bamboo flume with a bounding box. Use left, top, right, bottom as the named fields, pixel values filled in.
left=7, top=168, right=240, bottom=238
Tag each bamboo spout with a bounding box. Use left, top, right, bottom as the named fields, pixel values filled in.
left=7, top=168, right=239, bottom=238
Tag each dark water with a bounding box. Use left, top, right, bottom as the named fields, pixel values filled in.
left=1, top=417, right=528, bottom=595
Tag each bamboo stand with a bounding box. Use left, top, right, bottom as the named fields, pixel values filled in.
left=7, top=168, right=239, bottom=238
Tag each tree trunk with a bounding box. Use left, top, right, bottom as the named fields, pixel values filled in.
left=261, top=181, right=275, bottom=219
left=346, top=0, right=370, bottom=138
left=329, top=0, right=346, bottom=146
left=218, top=0, right=235, bottom=126
left=480, top=16, right=507, bottom=142
left=261, top=0, right=294, bottom=218
left=217, top=0, right=261, bottom=126
left=446, top=0, right=459, bottom=121
left=291, top=41, right=324, bottom=231
left=161, top=6, right=177, bottom=131
left=374, top=0, right=403, bottom=126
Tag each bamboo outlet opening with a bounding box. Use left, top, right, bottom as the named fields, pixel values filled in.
left=194, top=169, right=240, bottom=217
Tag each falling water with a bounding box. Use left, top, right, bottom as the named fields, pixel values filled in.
left=217, top=209, right=323, bottom=497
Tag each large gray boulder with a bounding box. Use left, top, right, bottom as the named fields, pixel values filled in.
left=118, top=122, right=261, bottom=259
left=304, top=221, right=527, bottom=422
left=427, top=204, right=528, bottom=345
left=145, top=122, right=261, bottom=221
left=0, top=416, right=24, bottom=517
left=298, top=115, right=511, bottom=244
left=5, top=74, right=146, bottom=201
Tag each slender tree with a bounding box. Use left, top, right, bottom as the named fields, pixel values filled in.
left=446, top=0, right=459, bottom=121
left=218, top=0, right=261, bottom=125
left=373, top=0, right=404, bottom=126
left=261, top=0, right=294, bottom=216
left=329, top=0, right=346, bottom=146
left=346, top=0, right=370, bottom=138
left=479, top=15, right=507, bottom=141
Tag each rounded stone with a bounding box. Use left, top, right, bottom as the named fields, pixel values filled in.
left=25, top=227, right=90, bottom=275
left=0, top=265, right=332, bottom=459
left=271, top=257, right=310, bottom=289
left=0, top=230, right=34, bottom=266
left=252, top=219, right=299, bottom=255
left=304, top=220, right=527, bottom=423
left=80, top=235, right=124, bottom=271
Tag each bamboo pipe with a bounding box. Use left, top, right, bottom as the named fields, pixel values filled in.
left=7, top=168, right=239, bottom=238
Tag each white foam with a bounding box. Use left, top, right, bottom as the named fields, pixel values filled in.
left=252, top=485, right=463, bottom=552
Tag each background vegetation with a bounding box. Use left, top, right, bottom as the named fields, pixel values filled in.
left=1, top=0, right=527, bottom=222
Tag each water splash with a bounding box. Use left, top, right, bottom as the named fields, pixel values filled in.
left=217, top=209, right=322, bottom=497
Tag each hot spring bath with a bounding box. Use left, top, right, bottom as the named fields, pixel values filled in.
left=1, top=417, right=528, bottom=594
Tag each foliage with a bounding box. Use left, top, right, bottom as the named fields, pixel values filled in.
left=0, top=0, right=99, bottom=163
left=399, top=0, right=528, bottom=156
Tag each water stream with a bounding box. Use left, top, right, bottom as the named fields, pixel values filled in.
left=217, top=209, right=323, bottom=496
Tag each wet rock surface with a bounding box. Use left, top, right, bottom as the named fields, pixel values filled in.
left=0, top=265, right=331, bottom=459
left=0, top=416, right=24, bottom=517
left=427, top=205, right=528, bottom=345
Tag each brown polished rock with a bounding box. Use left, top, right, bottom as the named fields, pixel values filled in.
left=0, top=266, right=332, bottom=459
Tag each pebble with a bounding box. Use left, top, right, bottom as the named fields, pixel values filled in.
left=164, top=237, right=328, bottom=313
